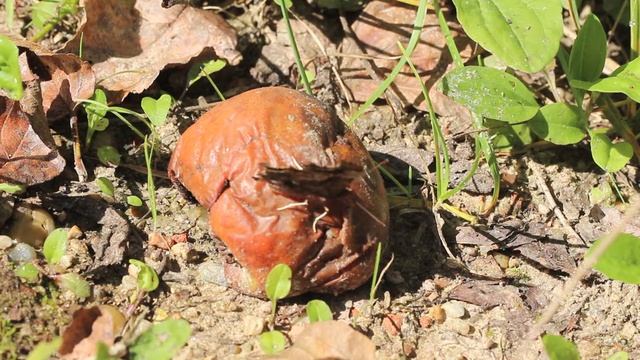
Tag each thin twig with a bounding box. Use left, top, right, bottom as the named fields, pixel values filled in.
left=527, top=197, right=640, bottom=339
left=529, top=161, right=586, bottom=245
left=70, top=114, right=88, bottom=182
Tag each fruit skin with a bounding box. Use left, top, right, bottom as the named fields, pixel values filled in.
left=168, top=87, right=389, bottom=297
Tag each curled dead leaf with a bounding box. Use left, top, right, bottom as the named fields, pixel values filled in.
left=0, top=82, right=65, bottom=185
left=265, top=320, right=375, bottom=360
left=340, top=1, right=474, bottom=117
left=63, top=0, right=241, bottom=98
left=59, top=305, right=125, bottom=360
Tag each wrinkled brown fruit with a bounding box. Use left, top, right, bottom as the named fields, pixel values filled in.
left=169, top=87, right=389, bottom=297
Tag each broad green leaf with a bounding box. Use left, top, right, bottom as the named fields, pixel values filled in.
left=0, top=183, right=26, bottom=194
left=452, top=0, right=563, bottom=72
left=591, top=233, right=640, bottom=284
left=441, top=66, right=539, bottom=123
left=486, top=120, right=532, bottom=149
left=572, top=57, right=640, bottom=102
left=542, top=334, right=580, bottom=360
left=0, top=35, right=23, bottom=100
left=141, top=94, right=172, bottom=127
left=187, top=59, right=226, bottom=88
left=608, top=351, right=629, bottom=360
left=127, top=195, right=143, bottom=207
left=265, top=263, right=292, bottom=301
left=529, top=103, right=586, bottom=145
left=15, top=263, right=39, bottom=282
left=129, top=319, right=191, bottom=360
left=30, top=0, right=58, bottom=31
left=43, top=228, right=68, bottom=265
left=129, top=259, right=159, bottom=292
left=57, top=273, right=91, bottom=299
left=306, top=300, right=332, bottom=323
left=26, top=337, right=61, bottom=360
left=96, top=177, right=115, bottom=198
left=259, top=330, right=286, bottom=355
left=568, top=14, right=606, bottom=82
left=97, top=146, right=121, bottom=166
left=589, top=130, right=632, bottom=172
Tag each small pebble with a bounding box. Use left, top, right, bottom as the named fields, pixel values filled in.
left=442, top=302, right=466, bottom=319
left=8, top=243, right=36, bottom=263
left=67, top=225, right=83, bottom=239
left=0, top=235, right=13, bottom=250
left=428, top=305, right=446, bottom=324
left=198, top=261, right=228, bottom=287
left=492, top=253, right=510, bottom=270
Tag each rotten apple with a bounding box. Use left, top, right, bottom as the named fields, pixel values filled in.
left=168, top=87, right=389, bottom=297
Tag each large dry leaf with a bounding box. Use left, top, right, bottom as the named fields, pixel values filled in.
left=3, top=34, right=95, bottom=122
left=267, top=321, right=375, bottom=360
left=340, top=1, right=473, bottom=117
left=59, top=305, right=125, bottom=360
left=0, top=82, right=65, bottom=185
left=63, top=0, right=241, bottom=98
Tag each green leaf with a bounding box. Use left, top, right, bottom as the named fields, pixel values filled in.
left=26, top=337, right=61, bottom=360
left=97, top=146, right=121, bottom=166
left=30, top=0, right=58, bottom=31
left=452, top=0, right=563, bottom=73
left=85, top=89, right=108, bottom=122
left=43, top=228, right=68, bottom=265
left=57, top=273, right=91, bottom=299
left=141, top=94, right=172, bottom=128
left=486, top=120, right=533, bottom=149
left=591, top=233, right=640, bottom=284
left=542, top=334, right=580, bottom=360
left=568, top=14, right=607, bottom=82
left=127, top=195, right=143, bottom=207
left=187, top=59, right=226, bottom=88
left=441, top=66, right=539, bottom=123
left=589, top=130, right=632, bottom=172
left=96, top=177, right=115, bottom=198
left=15, top=263, right=40, bottom=282
left=265, top=263, right=292, bottom=302
left=572, top=57, right=640, bottom=102
left=129, top=319, right=191, bottom=360
left=608, top=351, right=629, bottom=360
left=529, top=103, right=586, bottom=145
left=0, top=183, right=26, bottom=194
left=129, top=259, right=159, bottom=292
left=259, top=330, right=286, bottom=355
left=274, top=0, right=292, bottom=9
left=0, top=35, right=23, bottom=100
left=306, top=300, right=332, bottom=323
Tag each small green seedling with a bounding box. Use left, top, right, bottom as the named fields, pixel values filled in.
left=127, top=195, right=144, bottom=207
left=141, top=94, right=172, bottom=128
left=84, top=89, right=109, bottom=147
left=96, top=177, right=115, bottom=199
left=542, top=334, right=580, bottom=360
left=129, top=259, right=159, bottom=293
left=0, top=35, right=23, bottom=100
left=97, top=146, right=121, bottom=167
left=590, top=233, right=640, bottom=284
left=258, top=330, right=286, bottom=355
left=15, top=263, right=39, bottom=282
left=0, top=183, right=26, bottom=194
left=26, top=337, right=61, bottom=360
left=129, top=319, right=191, bottom=360
left=30, top=0, right=79, bottom=41
left=43, top=228, right=68, bottom=265
left=306, top=299, right=332, bottom=323
left=57, top=272, right=90, bottom=298
left=265, top=263, right=292, bottom=324
left=185, top=59, right=227, bottom=100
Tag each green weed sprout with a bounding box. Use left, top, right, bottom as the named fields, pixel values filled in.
left=265, top=263, right=292, bottom=325
left=30, top=0, right=79, bottom=42
left=0, top=35, right=23, bottom=100
left=275, top=0, right=312, bottom=95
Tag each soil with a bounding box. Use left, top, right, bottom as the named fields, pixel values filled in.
left=1, top=1, right=639, bottom=359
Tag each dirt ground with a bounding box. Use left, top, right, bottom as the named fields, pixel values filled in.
left=1, top=1, right=640, bottom=359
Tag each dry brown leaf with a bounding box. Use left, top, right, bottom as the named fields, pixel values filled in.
left=266, top=321, right=375, bottom=360
left=59, top=305, right=125, bottom=360
left=63, top=0, right=241, bottom=98
left=0, top=82, right=65, bottom=185
left=7, top=35, right=96, bottom=122
left=340, top=1, right=474, bottom=117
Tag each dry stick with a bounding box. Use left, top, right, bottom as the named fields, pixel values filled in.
left=527, top=197, right=640, bottom=339
left=338, top=12, right=405, bottom=117
left=289, top=10, right=354, bottom=111
left=528, top=161, right=586, bottom=245
left=70, top=114, right=88, bottom=182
